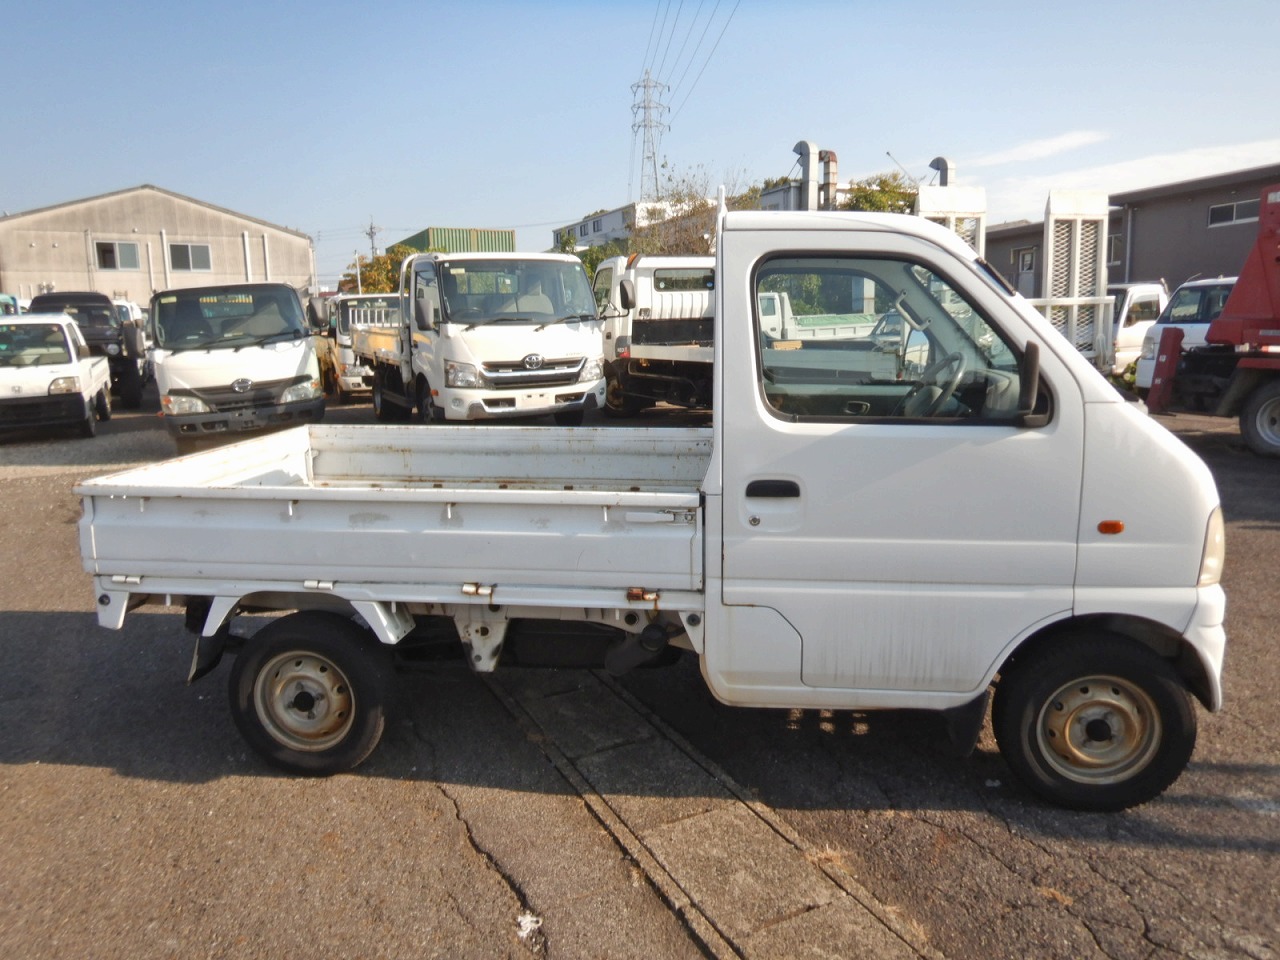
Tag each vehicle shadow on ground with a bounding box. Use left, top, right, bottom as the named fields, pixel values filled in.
left=1, top=608, right=1275, bottom=855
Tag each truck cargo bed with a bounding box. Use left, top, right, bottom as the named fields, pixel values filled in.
left=78, top=424, right=709, bottom=594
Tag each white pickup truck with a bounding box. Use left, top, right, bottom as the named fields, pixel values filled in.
left=77, top=209, right=1227, bottom=811
left=1, top=313, right=112, bottom=437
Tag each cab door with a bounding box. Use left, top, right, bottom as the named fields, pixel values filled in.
left=711, top=233, right=1084, bottom=705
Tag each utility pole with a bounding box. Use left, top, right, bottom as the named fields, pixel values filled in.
left=630, top=70, right=669, bottom=203
left=354, top=250, right=362, bottom=295
left=364, top=218, right=381, bottom=261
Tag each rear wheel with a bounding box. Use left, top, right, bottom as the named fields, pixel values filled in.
left=78, top=400, right=97, bottom=438
left=1240, top=380, right=1280, bottom=457
left=993, top=634, right=1196, bottom=811
left=118, top=361, right=144, bottom=409
left=95, top=388, right=112, bottom=421
left=228, top=611, right=390, bottom=775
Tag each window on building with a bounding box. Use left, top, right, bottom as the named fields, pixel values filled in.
left=1208, top=198, right=1261, bottom=227
left=169, top=243, right=212, bottom=271
left=592, top=219, right=602, bottom=233
left=96, top=241, right=140, bottom=270
left=578, top=224, right=588, bottom=238
left=1016, top=249, right=1035, bottom=273
left=1107, top=232, right=1124, bottom=267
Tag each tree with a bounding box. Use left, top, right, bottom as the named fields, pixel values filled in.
left=839, top=171, right=918, bottom=214
left=338, top=243, right=417, bottom=293
left=626, top=163, right=759, bottom=256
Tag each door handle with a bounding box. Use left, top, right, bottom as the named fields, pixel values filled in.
left=745, top=479, right=800, bottom=498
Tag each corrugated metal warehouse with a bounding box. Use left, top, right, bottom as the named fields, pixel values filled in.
left=0, top=184, right=315, bottom=303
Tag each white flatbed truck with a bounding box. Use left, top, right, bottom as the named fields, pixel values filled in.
left=77, top=209, right=1227, bottom=811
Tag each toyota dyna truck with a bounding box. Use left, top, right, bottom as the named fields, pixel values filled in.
left=77, top=209, right=1227, bottom=811
left=150, top=283, right=326, bottom=452
left=352, top=252, right=606, bottom=425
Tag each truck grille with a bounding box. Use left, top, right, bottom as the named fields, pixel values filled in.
left=482, top=357, right=584, bottom=389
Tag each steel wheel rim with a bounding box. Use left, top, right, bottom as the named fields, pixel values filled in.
left=253, top=650, right=355, bottom=752
left=1035, top=674, right=1161, bottom=784
left=1254, top=395, right=1280, bottom=447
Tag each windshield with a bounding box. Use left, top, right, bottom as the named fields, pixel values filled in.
left=1158, top=283, right=1234, bottom=325
left=337, top=295, right=400, bottom=335
left=436, top=259, right=596, bottom=325
left=0, top=323, right=72, bottom=366
left=154, top=286, right=306, bottom=350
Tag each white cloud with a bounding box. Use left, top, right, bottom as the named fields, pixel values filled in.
left=968, top=131, right=1110, bottom=168
left=983, top=139, right=1280, bottom=223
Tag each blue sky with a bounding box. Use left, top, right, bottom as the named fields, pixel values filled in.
left=3, top=0, right=1277, bottom=289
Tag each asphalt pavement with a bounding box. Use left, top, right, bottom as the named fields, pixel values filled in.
left=1, top=391, right=1276, bottom=959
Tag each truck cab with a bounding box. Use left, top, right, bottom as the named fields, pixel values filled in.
left=150, top=283, right=325, bottom=450
left=1135, top=277, right=1236, bottom=394
left=1108, top=281, right=1167, bottom=376
left=0, top=313, right=112, bottom=437
left=362, top=253, right=605, bottom=425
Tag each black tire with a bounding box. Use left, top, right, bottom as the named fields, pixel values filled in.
left=553, top=409, right=585, bottom=426
left=118, top=361, right=144, bottom=409
left=95, top=388, right=112, bottom=422
left=1239, top=380, right=1280, bottom=458
left=78, top=400, right=97, bottom=438
left=372, top=376, right=396, bottom=423
left=228, top=611, right=390, bottom=776
left=415, top=378, right=442, bottom=424
left=602, top=368, right=644, bottom=418
left=993, top=634, right=1196, bottom=811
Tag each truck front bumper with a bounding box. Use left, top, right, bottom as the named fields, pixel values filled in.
left=164, top=396, right=326, bottom=439
left=441, top=380, right=606, bottom=421
left=0, top=394, right=90, bottom=430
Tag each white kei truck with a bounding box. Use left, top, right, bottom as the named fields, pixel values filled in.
left=1, top=313, right=112, bottom=437
left=77, top=209, right=1228, bottom=812
left=150, top=283, right=326, bottom=452
left=352, top=252, right=606, bottom=425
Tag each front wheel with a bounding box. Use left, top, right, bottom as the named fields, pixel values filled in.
left=228, top=612, right=390, bottom=775
left=1239, top=380, right=1280, bottom=457
left=993, top=635, right=1196, bottom=811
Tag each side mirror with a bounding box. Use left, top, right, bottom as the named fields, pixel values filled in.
left=619, top=279, right=636, bottom=312
left=1016, top=341, right=1049, bottom=427
left=415, top=298, right=434, bottom=332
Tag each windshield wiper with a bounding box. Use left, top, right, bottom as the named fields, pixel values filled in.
left=231, top=330, right=304, bottom=350
left=536, top=314, right=596, bottom=331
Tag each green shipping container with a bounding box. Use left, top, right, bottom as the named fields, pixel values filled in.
left=394, top=227, right=516, bottom=254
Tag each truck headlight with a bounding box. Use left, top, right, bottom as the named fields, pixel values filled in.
left=446, top=360, right=485, bottom=388
left=579, top=357, right=604, bottom=382
left=1140, top=338, right=1157, bottom=360
left=49, top=376, right=81, bottom=395
left=162, top=394, right=211, bottom=415
left=106, top=343, right=121, bottom=356
left=281, top=378, right=323, bottom=403
left=1198, top=507, right=1225, bottom=586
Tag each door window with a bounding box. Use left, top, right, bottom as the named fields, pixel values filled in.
left=755, top=256, right=1029, bottom=422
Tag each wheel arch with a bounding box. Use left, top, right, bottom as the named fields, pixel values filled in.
left=996, top=613, right=1216, bottom=711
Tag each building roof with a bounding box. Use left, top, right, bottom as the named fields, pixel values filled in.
left=0, top=184, right=310, bottom=239
left=1109, top=162, right=1280, bottom=205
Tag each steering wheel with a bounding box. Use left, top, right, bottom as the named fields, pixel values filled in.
left=894, top=351, right=966, bottom=417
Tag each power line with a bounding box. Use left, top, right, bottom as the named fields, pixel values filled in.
left=653, top=0, right=685, bottom=82
left=669, top=0, right=740, bottom=125
left=664, top=0, right=714, bottom=98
